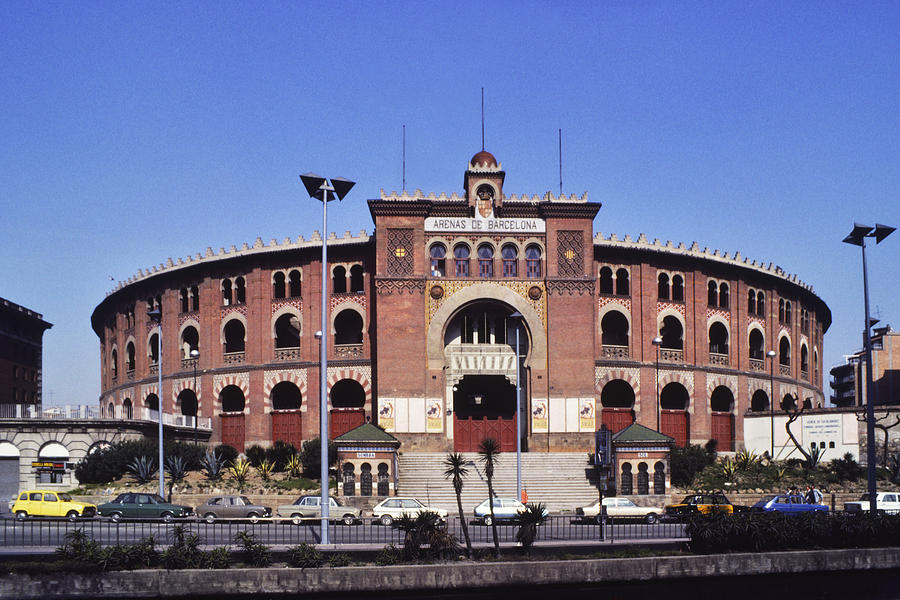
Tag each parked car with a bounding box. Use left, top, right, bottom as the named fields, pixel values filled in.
left=276, top=495, right=361, bottom=525
left=751, top=494, right=829, bottom=514
left=97, top=493, right=193, bottom=522
left=196, top=495, right=272, bottom=523
left=473, top=497, right=547, bottom=526
left=576, top=497, right=664, bottom=524
left=12, top=490, right=97, bottom=521
left=844, top=492, right=900, bottom=515
left=371, top=496, right=449, bottom=526
left=664, top=493, right=736, bottom=520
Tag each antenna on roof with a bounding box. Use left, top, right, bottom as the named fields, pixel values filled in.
left=402, top=124, right=406, bottom=191
left=558, top=128, right=563, bottom=196
left=481, top=87, right=485, bottom=151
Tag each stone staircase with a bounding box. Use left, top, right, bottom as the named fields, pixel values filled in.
left=396, top=452, right=602, bottom=513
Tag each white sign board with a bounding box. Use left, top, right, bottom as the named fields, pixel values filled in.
left=424, top=217, right=545, bottom=234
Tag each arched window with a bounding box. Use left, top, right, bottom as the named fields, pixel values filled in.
left=107, top=401, right=114, bottom=419
left=222, top=279, right=233, bottom=305
left=111, top=348, right=118, bottom=378
left=525, top=245, right=542, bottom=278
left=750, top=390, right=769, bottom=412
left=708, top=322, right=729, bottom=355
left=223, top=320, right=246, bottom=353
left=708, top=281, right=718, bottom=306
left=779, top=337, right=791, bottom=367
left=749, top=329, right=764, bottom=360
left=177, top=389, right=198, bottom=421
left=220, top=385, right=245, bottom=413
left=800, top=345, right=809, bottom=374
left=657, top=273, right=670, bottom=300
left=757, top=291, right=765, bottom=316
left=274, top=313, right=301, bottom=348
left=615, top=268, right=630, bottom=295
left=620, top=463, right=633, bottom=495
left=334, top=310, right=363, bottom=345
left=719, top=283, right=729, bottom=308
left=778, top=299, right=785, bottom=322
left=180, top=288, right=189, bottom=313
left=599, top=267, right=614, bottom=294
left=235, top=277, right=246, bottom=304
left=273, top=272, right=286, bottom=299
left=190, top=286, right=199, bottom=311
left=126, top=342, right=136, bottom=371
left=181, top=326, right=199, bottom=358
left=146, top=393, right=159, bottom=413
left=289, top=270, right=302, bottom=297
left=653, top=462, right=666, bottom=495
left=637, top=463, right=649, bottom=495
left=477, top=244, right=494, bottom=278
left=331, top=379, right=366, bottom=408
left=342, top=463, right=356, bottom=496
left=333, top=266, right=347, bottom=294
left=501, top=245, right=518, bottom=278
left=601, top=311, right=629, bottom=347
left=271, top=381, right=302, bottom=410
left=430, top=244, right=446, bottom=277
left=660, top=316, right=684, bottom=350
left=148, top=333, right=159, bottom=365
left=672, top=275, right=684, bottom=301
left=785, top=301, right=792, bottom=324
left=781, top=394, right=796, bottom=411
left=454, top=244, right=470, bottom=277
left=123, top=398, right=133, bottom=419
left=350, top=265, right=364, bottom=292
left=748, top=290, right=756, bottom=315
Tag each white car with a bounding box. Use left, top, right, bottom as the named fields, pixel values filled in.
left=844, top=492, right=900, bottom=515
left=576, top=497, right=664, bottom=524
left=473, top=498, right=547, bottom=525
left=371, top=497, right=448, bottom=526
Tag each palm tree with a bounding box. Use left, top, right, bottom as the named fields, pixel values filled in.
left=443, top=452, right=473, bottom=558
left=478, top=437, right=501, bottom=558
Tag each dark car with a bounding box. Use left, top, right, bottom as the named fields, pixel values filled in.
left=98, top=493, right=193, bottom=522
left=752, top=494, right=829, bottom=514
left=664, top=493, right=736, bottom=520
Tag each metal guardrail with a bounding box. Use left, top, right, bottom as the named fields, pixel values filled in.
left=0, top=515, right=687, bottom=548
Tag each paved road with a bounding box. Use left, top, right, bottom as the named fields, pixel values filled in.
left=0, top=515, right=687, bottom=549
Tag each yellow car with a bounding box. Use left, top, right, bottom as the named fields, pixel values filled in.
left=664, top=493, right=734, bottom=521
left=12, top=490, right=97, bottom=521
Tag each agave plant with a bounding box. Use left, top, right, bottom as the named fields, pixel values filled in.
left=128, top=456, right=158, bottom=484
left=734, top=448, right=761, bottom=470
left=395, top=510, right=459, bottom=561
left=720, top=457, right=737, bottom=479
left=285, top=454, right=302, bottom=479
left=256, top=458, right=275, bottom=482
left=774, top=465, right=788, bottom=482
left=200, top=449, right=227, bottom=481
left=228, top=458, right=252, bottom=489
left=164, top=454, right=189, bottom=501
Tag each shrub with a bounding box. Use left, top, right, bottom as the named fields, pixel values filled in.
left=299, top=438, right=337, bottom=477
left=234, top=531, right=272, bottom=568
left=266, top=441, right=298, bottom=472
left=515, top=503, right=548, bottom=553
left=287, top=543, right=323, bottom=568
left=202, top=547, right=231, bottom=570
left=100, top=537, right=159, bottom=571
left=327, top=553, right=352, bottom=568
left=395, top=511, right=460, bottom=561
left=56, top=528, right=102, bottom=563
left=160, top=525, right=206, bottom=570
left=830, top=452, right=863, bottom=482
left=245, top=445, right=267, bottom=468
left=671, top=444, right=715, bottom=488
left=214, top=444, right=239, bottom=465
left=374, top=544, right=401, bottom=566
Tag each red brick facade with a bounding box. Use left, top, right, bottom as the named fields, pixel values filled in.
left=92, top=150, right=831, bottom=455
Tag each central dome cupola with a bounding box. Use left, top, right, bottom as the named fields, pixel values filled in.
left=465, top=149, right=505, bottom=215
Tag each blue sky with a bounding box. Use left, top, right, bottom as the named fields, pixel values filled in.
left=2, top=2, right=898, bottom=406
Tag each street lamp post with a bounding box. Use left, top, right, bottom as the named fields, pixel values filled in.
left=652, top=337, right=662, bottom=432
left=300, top=173, right=355, bottom=545
left=767, top=349, right=777, bottom=459
left=190, top=348, right=200, bottom=445
left=148, top=307, right=165, bottom=498
left=843, top=223, right=895, bottom=516
left=510, top=312, right=524, bottom=502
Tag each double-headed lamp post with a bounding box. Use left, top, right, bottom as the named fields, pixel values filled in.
left=509, top=312, right=524, bottom=502
left=300, top=173, right=355, bottom=545
left=652, top=337, right=662, bottom=432
left=767, top=349, right=777, bottom=459
left=148, top=307, right=165, bottom=498
left=190, top=348, right=200, bottom=444
left=843, top=222, right=895, bottom=516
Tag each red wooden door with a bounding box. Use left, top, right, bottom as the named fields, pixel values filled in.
left=272, top=411, right=303, bottom=449
left=710, top=413, right=734, bottom=451
left=454, top=416, right=516, bottom=452
left=220, top=413, right=246, bottom=453
left=601, top=408, right=634, bottom=435
left=661, top=410, right=689, bottom=447
left=330, top=409, right=365, bottom=439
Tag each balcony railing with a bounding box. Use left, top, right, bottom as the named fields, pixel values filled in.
left=708, top=352, right=729, bottom=366
left=182, top=357, right=198, bottom=370
left=224, top=351, right=245, bottom=365
left=749, top=358, right=765, bottom=371
left=335, top=344, right=363, bottom=359
left=801, top=369, right=809, bottom=381
left=149, top=363, right=159, bottom=375
left=0, top=404, right=211, bottom=430
left=780, top=364, right=791, bottom=376
left=659, top=348, right=683, bottom=363
left=445, top=344, right=518, bottom=383
left=601, top=345, right=629, bottom=359
left=275, top=347, right=301, bottom=361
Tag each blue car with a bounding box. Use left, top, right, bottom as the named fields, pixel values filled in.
left=751, top=494, right=829, bottom=514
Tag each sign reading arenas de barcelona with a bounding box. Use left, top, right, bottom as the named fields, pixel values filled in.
left=92, top=149, right=830, bottom=457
